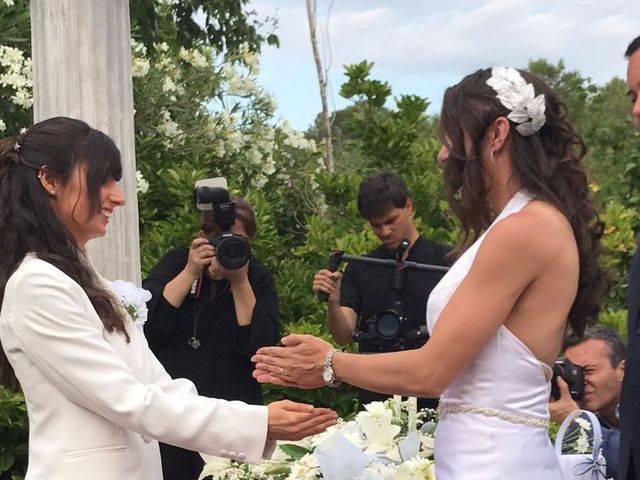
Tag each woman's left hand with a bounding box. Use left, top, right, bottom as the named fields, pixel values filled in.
left=252, top=334, right=332, bottom=389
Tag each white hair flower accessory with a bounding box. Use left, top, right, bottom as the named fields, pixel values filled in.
left=486, top=66, right=546, bottom=136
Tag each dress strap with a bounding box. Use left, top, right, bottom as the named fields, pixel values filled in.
left=437, top=401, right=549, bottom=428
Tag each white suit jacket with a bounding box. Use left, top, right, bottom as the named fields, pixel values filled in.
left=0, top=255, right=271, bottom=480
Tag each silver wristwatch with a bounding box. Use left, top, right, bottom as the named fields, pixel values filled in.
left=322, top=348, right=342, bottom=388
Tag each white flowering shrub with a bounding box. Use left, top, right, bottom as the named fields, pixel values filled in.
left=129, top=14, right=325, bottom=275
left=0, top=0, right=31, bottom=134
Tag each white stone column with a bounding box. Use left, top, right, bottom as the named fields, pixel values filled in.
left=30, top=0, right=141, bottom=284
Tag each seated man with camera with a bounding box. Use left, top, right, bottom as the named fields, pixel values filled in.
left=550, top=325, right=625, bottom=479
left=143, top=179, right=280, bottom=480
left=312, top=171, right=449, bottom=409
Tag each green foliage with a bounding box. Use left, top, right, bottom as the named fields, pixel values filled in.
left=340, top=60, right=392, bottom=109
left=599, top=200, right=638, bottom=309
left=599, top=309, right=628, bottom=340
left=129, top=0, right=279, bottom=54
left=130, top=14, right=322, bottom=277
left=0, top=387, right=27, bottom=480
left=330, top=61, right=436, bottom=175
left=278, top=443, right=311, bottom=461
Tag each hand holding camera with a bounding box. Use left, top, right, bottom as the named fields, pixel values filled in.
left=548, top=357, right=585, bottom=424
left=549, top=376, right=581, bottom=424
left=185, top=237, right=215, bottom=278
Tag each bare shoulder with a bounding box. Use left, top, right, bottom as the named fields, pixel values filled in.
left=479, top=200, right=576, bottom=268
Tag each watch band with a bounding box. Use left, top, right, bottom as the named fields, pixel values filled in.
left=323, top=348, right=342, bottom=388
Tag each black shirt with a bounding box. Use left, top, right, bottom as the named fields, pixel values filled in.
left=340, top=236, right=449, bottom=409
left=143, top=247, right=280, bottom=404
left=143, top=248, right=280, bottom=480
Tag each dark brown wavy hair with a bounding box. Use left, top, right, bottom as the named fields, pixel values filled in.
left=438, top=68, right=606, bottom=336
left=0, top=117, right=130, bottom=345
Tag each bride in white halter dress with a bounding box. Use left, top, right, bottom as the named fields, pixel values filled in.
left=251, top=66, right=605, bottom=480
left=427, top=190, right=564, bottom=479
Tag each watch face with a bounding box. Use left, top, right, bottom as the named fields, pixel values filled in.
left=322, top=368, right=334, bottom=382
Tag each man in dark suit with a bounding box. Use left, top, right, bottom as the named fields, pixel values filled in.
left=620, top=34, right=640, bottom=480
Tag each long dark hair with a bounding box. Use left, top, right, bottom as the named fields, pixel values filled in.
left=0, top=117, right=129, bottom=343
left=439, top=68, right=605, bottom=336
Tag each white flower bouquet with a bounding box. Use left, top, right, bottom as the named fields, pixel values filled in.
left=199, top=397, right=437, bottom=480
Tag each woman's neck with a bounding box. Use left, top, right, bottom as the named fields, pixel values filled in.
left=486, top=176, right=523, bottom=214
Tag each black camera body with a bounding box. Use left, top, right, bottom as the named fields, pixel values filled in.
left=194, top=182, right=251, bottom=270
left=550, top=357, right=585, bottom=401
left=352, top=309, right=428, bottom=353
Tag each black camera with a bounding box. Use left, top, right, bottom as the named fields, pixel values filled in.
left=550, top=357, right=585, bottom=401
left=352, top=309, right=428, bottom=353
left=194, top=179, right=251, bottom=270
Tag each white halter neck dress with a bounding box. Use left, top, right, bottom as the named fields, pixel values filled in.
left=426, top=190, right=564, bottom=480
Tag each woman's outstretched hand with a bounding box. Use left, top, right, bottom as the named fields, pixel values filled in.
left=266, top=399, right=337, bottom=441
left=252, top=334, right=332, bottom=389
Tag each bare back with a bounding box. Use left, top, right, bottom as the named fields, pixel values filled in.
left=502, top=199, right=579, bottom=370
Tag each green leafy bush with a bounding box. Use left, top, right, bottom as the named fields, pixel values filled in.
left=0, top=387, right=27, bottom=480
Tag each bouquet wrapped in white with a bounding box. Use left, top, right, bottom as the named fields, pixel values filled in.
left=199, top=397, right=436, bottom=480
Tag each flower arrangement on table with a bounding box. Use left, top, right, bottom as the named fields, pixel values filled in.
left=199, top=396, right=437, bottom=480
left=110, top=279, right=152, bottom=331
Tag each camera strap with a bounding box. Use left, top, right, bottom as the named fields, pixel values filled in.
left=190, top=274, right=203, bottom=298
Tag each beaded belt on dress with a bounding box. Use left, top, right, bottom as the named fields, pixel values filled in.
left=437, top=402, right=549, bottom=428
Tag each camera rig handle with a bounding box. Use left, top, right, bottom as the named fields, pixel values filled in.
left=316, top=246, right=449, bottom=303
left=339, top=255, right=449, bottom=273
left=317, top=250, right=344, bottom=302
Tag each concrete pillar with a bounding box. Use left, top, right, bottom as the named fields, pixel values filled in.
left=30, top=0, right=141, bottom=284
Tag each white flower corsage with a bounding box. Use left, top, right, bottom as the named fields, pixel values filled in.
left=111, top=280, right=152, bottom=330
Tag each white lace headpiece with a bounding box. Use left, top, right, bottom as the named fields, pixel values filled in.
left=486, top=66, right=546, bottom=136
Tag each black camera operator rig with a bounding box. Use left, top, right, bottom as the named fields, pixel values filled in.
left=318, top=240, right=449, bottom=353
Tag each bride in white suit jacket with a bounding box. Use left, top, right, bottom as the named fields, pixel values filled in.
left=0, top=117, right=337, bottom=480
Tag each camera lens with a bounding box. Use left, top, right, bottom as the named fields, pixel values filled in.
left=375, top=311, right=401, bottom=340
left=216, top=235, right=251, bottom=270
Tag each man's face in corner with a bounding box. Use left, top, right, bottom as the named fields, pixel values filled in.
left=564, top=339, right=623, bottom=416
left=627, top=47, right=640, bottom=127
left=367, top=198, right=415, bottom=252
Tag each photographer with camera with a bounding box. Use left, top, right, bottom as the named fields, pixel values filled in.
left=312, top=171, right=449, bottom=409
left=549, top=325, right=625, bottom=479
left=143, top=185, right=280, bottom=480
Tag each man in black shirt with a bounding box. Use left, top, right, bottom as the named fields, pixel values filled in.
left=312, top=171, right=449, bottom=409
